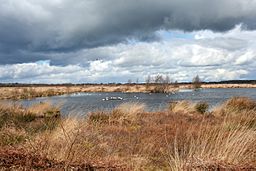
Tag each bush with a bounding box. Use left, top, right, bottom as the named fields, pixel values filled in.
left=195, top=102, right=209, bottom=114
left=192, top=75, right=202, bottom=89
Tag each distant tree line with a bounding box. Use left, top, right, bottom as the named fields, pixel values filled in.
left=129, top=74, right=203, bottom=93
left=1, top=76, right=255, bottom=87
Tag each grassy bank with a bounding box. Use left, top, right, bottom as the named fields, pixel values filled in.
left=0, top=83, right=256, bottom=100
left=0, top=85, right=178, bottom=100
left=0, top=97, right=255, bottom=170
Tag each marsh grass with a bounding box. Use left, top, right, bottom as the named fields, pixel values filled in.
left=225, top=96, right=256, bottom=111
left=28, top=102, right=61, bottom=117
left=169, top=101, right=197, bottom=114
left=167, top=119, right=256, bottom=170
left=214, top=97, right=256, bottom=120
left=0, top=101, right=61, bottom=147
left=0, top=98, right=255, bottom=170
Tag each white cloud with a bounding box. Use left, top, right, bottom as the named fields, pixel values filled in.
left=234, top=50, right=256, bottom=65
left=0, top=25, right=255, bottom=83
left=0, top=62, right=89, bottom=83
left=207, top=69, right=249, bottom=80
left=89, top=60, right=111, bottom=72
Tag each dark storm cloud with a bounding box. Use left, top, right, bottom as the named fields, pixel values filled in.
left=1, top=0, right=256, bottom=64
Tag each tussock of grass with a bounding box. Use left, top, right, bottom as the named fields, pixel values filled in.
left=194, top=101, right=209, bottom=114
left=114, top=102, right=146, bottom=116
left=28, top=102, right=61, bottom=117
left=167, top=122, right=256, bottom=170
left=88, top=111, right=110, bottom=124
left=88, top=102, right=146, bottom=125
left=29, top=118, right=82, bottom=162
left=169, top=101, right=188, bottom=111
left=0, top=127, right=26, bottom=146
left=214, top=97, right=256, bottom=117
left=169, top=101, right=197, bottom=114
left=170, top=101, right=210, bottom=115
left=0, top=101, right=61, bottom=147
left=112, top=102, right=146, bottom=123
left=225, top=97, right=256, bottom=111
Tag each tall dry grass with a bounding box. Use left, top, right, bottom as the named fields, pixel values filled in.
left=0, top=98, right=255, bottom=170
left=0, top=101, right=61, bottom=147
left=167, top=118, right=256, bottom=170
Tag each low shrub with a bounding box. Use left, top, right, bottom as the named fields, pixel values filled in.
left=195, top=102, right=209, bottom=114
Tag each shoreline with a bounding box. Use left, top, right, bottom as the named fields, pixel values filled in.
left=0, top=83, right=255, bottom=100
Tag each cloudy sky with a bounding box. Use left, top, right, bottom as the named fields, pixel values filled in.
left=0, top=0, right=256, bottom=83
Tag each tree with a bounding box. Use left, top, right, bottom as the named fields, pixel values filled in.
left=145, top=74, right=173, bottom=93
left=145, top=75, right=151, bottom=90
left=127, top=79, right=132, bottom=84
left=192, top=75, right=202, bottom=89
left=173, top=80, right=179, bottom=88
left=136, top=78, right=139, bottom=84
left=154, top=75, right=164, bottom=84
left=153, top=74, right=170, bottom=93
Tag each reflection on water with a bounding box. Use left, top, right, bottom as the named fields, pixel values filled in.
left=19, top=88, right=256, bottom=116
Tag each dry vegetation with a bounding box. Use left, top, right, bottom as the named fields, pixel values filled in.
left=0, top=85, right=179, bottom=100
left=1, top=83, right=255, bottom=100
left=0, top=97, right=255, bottom=170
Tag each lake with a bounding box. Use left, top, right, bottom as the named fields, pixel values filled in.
left=18, top=88, right=256, bottom=116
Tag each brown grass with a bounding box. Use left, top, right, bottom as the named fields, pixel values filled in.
left=214, top=97, right=256, bottom=117
left=0, top=85, right=178, bottom=100
left=27, top=102, right=61, bottom=117
left=0, top=98, right=255, bottom=170
left=1, top=84, right=255, bottom=100
left=169, top=101, right=197, bottom=114
left=0, top=102, right=61, bottom=147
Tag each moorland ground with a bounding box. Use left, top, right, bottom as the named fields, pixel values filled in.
left=0, top=95, right=255, bottom=170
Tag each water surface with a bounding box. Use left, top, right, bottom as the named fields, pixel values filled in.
left=19, top=88, right=256, bottom=116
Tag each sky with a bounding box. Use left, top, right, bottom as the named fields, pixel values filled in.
left=0, top=0, right=256, bottom=83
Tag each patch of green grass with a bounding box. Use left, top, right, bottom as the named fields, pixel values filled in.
left=0, top=112, right=9, bottom=129
left=43, top=109, right=61, bottom=117
left=0, top=132, right=26, bottom=146
left=195, top=102, right=209, bottom=114
left=25, top=118, right=61, bottom=134
left=14, top=113, right=36, bottom=123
